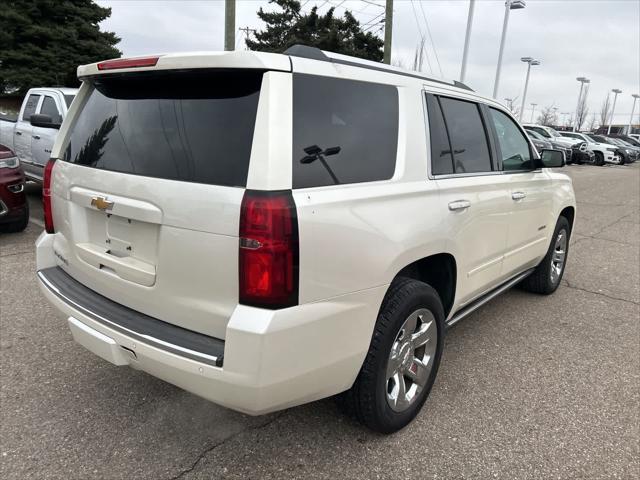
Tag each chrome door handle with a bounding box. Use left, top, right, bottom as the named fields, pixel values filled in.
left=512, top=191, right=526, bottom=200
left=32, top=135, right=41, bottom=140
left=448, top=200, right=471, bottom=211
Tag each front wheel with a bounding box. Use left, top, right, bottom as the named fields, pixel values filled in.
left=520, top=216, right=570, bottom=294
left=340, top=278, right=445, bottom=433
left=594, top=152, right=605, bottom=166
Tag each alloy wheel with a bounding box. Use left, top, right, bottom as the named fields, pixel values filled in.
left=385, top=309, right=437, bottom=412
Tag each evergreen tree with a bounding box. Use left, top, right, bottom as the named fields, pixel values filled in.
left=246, top=0, right=383, bottom=61
left=0, top=0, right=121, bottom=95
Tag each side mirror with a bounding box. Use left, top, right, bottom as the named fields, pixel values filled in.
left=30, top=113, right=61, bottom=129
left=540, top=149, right=565, bottom=168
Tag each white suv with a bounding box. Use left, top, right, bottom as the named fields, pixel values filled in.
left=36, top=47, right=576, bottom=433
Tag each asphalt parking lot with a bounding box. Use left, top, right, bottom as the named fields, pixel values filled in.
left=1, top=164, right=638, bottom=479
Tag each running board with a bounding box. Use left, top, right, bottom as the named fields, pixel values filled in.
left=446, top=268, right=535, bottom=328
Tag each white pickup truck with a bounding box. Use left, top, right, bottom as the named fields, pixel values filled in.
left=0, top=87, right=77, bottom=182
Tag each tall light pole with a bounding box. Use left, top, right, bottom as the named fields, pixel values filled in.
left=224, top=0, right=236, bottom=51
left=492, top=0, right=526, bottom=98
left=530, top=103, right=537, bottom=123
left=518, top=57, right=539, bottom=121
left=460, top=0, right=476, bottom=82
left=629, top=94, right=639, bottom=134
left=574, top=77, right=589, bottom=131
left=607, top=88, right=622, bottom=134
left=383, top=0, right=393, bottom=64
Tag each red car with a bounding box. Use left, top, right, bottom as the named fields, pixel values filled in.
left=0, top=144, right=29, bottom=232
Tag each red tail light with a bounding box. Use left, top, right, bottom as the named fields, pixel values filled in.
left=43, top=158, right=56, bottom=233
left=239, top=190, right=299, bottom=309
left=97, top=56, right=160, bottom=70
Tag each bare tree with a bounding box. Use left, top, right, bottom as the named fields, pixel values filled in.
left=586, top=113, right=598, bottom=132
left=537, top=104, right=559, bottom=126
left=575, top=84, right=590, bottom=131
left=411, top=37, right=434, bottom=73
left=600, top=94, right=612, bottom=126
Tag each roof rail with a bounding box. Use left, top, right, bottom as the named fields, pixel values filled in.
left=283, top=44, right=473, bottom=92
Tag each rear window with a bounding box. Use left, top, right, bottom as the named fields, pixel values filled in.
left=292, top=74, right=398, bottom=189
left=63, top=94, right=75, bottom=108
left=64, top=70, right=263, bottom=187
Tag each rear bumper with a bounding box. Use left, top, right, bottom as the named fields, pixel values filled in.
left=36, top=232, right=385, bottom=415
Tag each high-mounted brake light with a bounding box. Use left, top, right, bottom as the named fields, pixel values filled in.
left=97, top=56, right=160, bottom=70
left=239, top=190, right=299, bottom=309
left=43, top=158, right=56, bottom=233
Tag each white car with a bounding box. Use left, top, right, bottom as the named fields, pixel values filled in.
left=0, top=87, right=78, bottom=182
left=559, top=131, right=622, bottom=165
left=36, top=47, right=576, bottom=433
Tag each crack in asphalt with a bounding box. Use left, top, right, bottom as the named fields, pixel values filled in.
left=562, top=280, right=639, bottom=306
left=571, top=212, right=638, bottom=247
left=0, top=249, right=33, bottom=258
left=168, top=411, right=286, bottom=480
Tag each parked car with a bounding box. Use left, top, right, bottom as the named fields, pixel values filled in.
left=0, top=87, right=77, bottom=182
left=526, top=130, right=573, bottom=163
left=559, top=131, right=622, bottom=165
left=628, top=134, right=640, bottom=142
left=35, top=47, right=575, bottom=434
left=522, top=124, right=580, bottom=149
left=607, top=134, right=640, bottom=148
left=0, top=144, right=28, bottom=233
left=587, top=135, right=639, bottom=163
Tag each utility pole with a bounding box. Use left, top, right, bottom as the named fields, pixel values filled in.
left=383, top=0, right=393, bottom=64
left=460, top=0, right=476, bottom=83
left=239, top=26, right=256, bottom=49
left=224, top=0, right=236, bottom=51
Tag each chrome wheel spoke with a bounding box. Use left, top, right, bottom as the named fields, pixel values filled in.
left=386, top=345, right=403, bottom=378
left=395, top=374, right=408, bottom=409
left=411, top=319, right=433, bottom=347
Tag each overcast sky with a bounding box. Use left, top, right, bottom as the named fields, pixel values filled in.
left=97, top=0, right=639, bottom=126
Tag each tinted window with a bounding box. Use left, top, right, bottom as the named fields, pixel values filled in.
left=63, top=94, right=75, bottom=108
left=528, top=126, right=550, bottom=138
left=292, top=74, right=398, bottom=188
left=439, top=97, right=492, bottom=173
left=64, top=70, right=262, bottom=187
left=489, top=108, right=533, bottom=171
left=22, top=94, right=40, bottom=121
left=40, top=96, right=62, bottom=123
left=426, top=95, right=453, bottom=175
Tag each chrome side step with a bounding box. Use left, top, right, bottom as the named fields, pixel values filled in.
left=446, top=268, right=535, bottom=328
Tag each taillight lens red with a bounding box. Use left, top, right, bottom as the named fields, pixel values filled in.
left=97, top=56, right=160, bottom=70
left=239, top=190, right=299, bottom=309
left=43, top=158, right=56, bottom=233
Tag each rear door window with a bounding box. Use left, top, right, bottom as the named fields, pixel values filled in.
left=292, top=74, right=399, bottom=188
left=22, top=94, right=41, bottom=121
left=64, top=70, right=263, bottom=187
left=438, top=97, right=493, bottom=173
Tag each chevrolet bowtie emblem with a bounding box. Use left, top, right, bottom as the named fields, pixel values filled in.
left=91, top=196, right=114, bottom=211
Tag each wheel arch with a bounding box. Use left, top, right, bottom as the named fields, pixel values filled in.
left=391, top=253, right=457, bottom=318
left=559, top=205, right=575, bottom=233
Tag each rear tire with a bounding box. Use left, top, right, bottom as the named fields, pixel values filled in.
left=0, top=203, right=29, bottom=233
left=339, top=277, right=445, bottom=434
left=520, top=216, right=570, bottom=295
